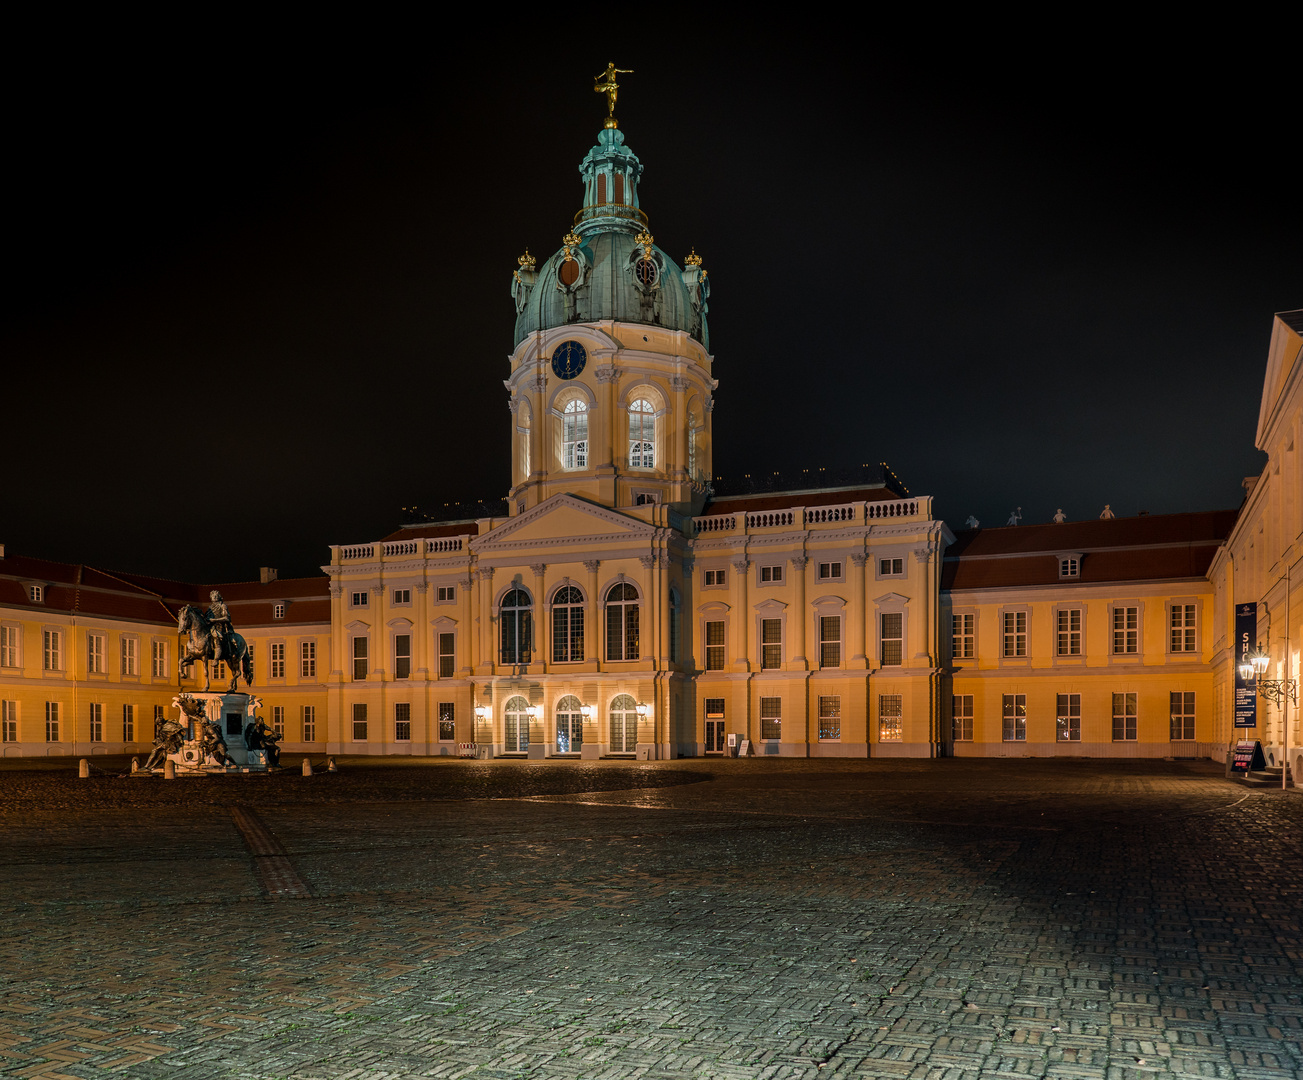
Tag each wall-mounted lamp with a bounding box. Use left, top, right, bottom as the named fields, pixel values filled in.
left=474, top=705, right=488, bottom=721
left=580, top=705, right=594, bottom=718
left=636, top=702, right=650, bottom=717
left=527, top=705, right=542, bottom=720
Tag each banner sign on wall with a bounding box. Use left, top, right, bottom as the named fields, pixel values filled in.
left=1234, top=603, right=1258, bottom=728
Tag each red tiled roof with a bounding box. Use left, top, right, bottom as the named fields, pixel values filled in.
left=382, top=521, right=479, bottom=542
left=703, top=486, right=906, bottom=515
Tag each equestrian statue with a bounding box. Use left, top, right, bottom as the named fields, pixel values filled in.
left=177, top=590, right=253, bottom=691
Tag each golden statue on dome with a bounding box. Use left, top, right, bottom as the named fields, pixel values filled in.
left=594, top=63, right=633, bottom=128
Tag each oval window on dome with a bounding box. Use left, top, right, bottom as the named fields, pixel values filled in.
left=558, top=259, right=580, bottom=287
left=634, top=258, right=659, bottom=289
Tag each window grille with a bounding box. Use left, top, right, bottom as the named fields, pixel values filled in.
left=878, top=695, right=903, bottom=741
left=818, top=695, right=841, bottom=740
left=352, top=637, right=368, bottom=680
left=606, top=583, right=639, bottom=661
left=760, top=696, right=781, bottom=740
left=552, top=586, right=585, bottom=663
left=705, top=620, right=725, bottom=670
left=438, top=702, right=455, bottom=742
left=394, top=702, right=411, bottom=741
left=880, top=613, right=903, bottom=666
left=761, top=619, right=782, bottom=669
left=500, top=589, right=533, bottom=664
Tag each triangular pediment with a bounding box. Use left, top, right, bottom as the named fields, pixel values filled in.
left=473, top=493, right=653, bottom=552
left=874, top=591, right=910, bottom=605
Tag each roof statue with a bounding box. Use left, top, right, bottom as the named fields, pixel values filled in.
left=594, top=63, right=633, bottom=128
left=1053, top=508, right=1067, bottom=523
left=964, top=515, right=980, bottom=530
left=1100, top=504, right=1115, bottom=520
left=1006, top=507, right=1022, bottom=526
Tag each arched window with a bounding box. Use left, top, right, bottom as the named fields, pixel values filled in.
left=552, top=585, right=585, bottom=663
left=609, top=693, right=638, bottom=753
left=500, top=588, right=532, bottom=665
left=606, top=582, right=640, bottom=661
left=518, top=409, right=531, bottom=479
left=556, top=694, right=584, bottom=753
left=563, top=400, right=588, bottom=469
left=504, top=695, right=529, bottom=753
left=629, top=398, right=655, bottom=469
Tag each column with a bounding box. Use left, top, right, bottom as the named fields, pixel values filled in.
left=416, top=581, right=430, bottom=752
left=531, top=563, right=547, bottom=670
left=849, top=554, right=867, bottom=669
left=585, top=560, right=600, bottom=668
left=732, top=559, right=750, bottom=670
left=476, top=567, right=495, bottom=675
left=913, top=547, right=933, bottom=663
left=460, top=575, right=474, bottom=675
left=640, top=555, right=657, bottom=665
left=790, top=555, right=808, bottom=668
left=371, top=584, right=386, bottom=755
left=327, top=582, right=344, bottom=753
left=658, top=554, right=672, bottom=666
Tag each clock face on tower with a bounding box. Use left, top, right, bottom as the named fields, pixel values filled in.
left=551, top=340, right=587, bottom=380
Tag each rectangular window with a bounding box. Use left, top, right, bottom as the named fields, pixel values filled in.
left=820, top=616, right=842, bottom=669
left=1056, top=693, right=1081, bottom=741
left=437, top=586, right=456, bottom=602
left=395, top=702, right=411, bottom=741
left=818, top=695, right=841, bottom=740
left=705, top=697, right=725, bottom=716
left=952, top=695, right=974, bottom=741
left=45, top=701, right=59, bottom=741
left=209, top=659, right=226, bottom=682
left=393, top=589, right=411, bottom=606
left=394, top=635, right=411, bottom=679
left=300, top=640, right=316, bottom=678
left=1113, top=607, right=1138, bottom=654
left=880, top=612, right=903, bottom=666
left=121, top=638, right=138, bottom=676
left=552, top=601, right=584, bottom=664
left=302, top=705, right=316, bottom=742
left=152, top=641, right=167, bottom=678
left=439, top=633, right=456, bottom=678
left=43, top=630, right=62, bottom=671
left=352, top=703, right=368, bottom=741
left=270, top=642, right=285, bottom=679
left=122, top=703, right=134, bottom=742
left=273, top=602, right=285, bottom=620
left=1002, top=612, right=1027, bottom=657
left=1, top=625, right=17, bottom=667
left=270, top=705, right=284, bottom=737
left=818, top=562, right=842, bottom=580
left=1056, top=609, right=1081, bottom=656
left=704, top=569, right=726, bottom=586
left=1059, top=557, right=1080, bottom=579
left=760, top=696, right=781, bottom=740
left=1170, top=691, right=1195, bottom=740
left=353, top=637, right=368, bottom=680
left=705, top=621, right=725, bottom=671
left=951, top=614, right=974, bottom=659
left=90, top=703, right=105, bottom=741
left=1, top=700, right=16, bottom=742
left=154, top=704, right=165, bottom=724
left=761, top=618, right=782, bottom=669
left=1112, top=692, right=1138, bottom=740
left=438, top=702, right=455, bottom=741
left=87, top=633, right=105, bottom=674
left=1170, top=605, right=1196, bottom=652
left=1002, top=694, right=1027, bottom=741
left=879, top=558, right=903, bottom=576
left=879, top=695, right=903, bottom=741
left=351, top=591, right=369, bottom=608
left=29, top=585, right=44, bottom=603
left=759, top=565, right=783, bottom=583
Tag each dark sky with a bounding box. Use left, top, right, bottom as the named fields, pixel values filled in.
left=3, top=21, right=1297, bottom=582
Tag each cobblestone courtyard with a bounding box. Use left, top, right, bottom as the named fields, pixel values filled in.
left=1, top=758, right=1300, bottom=1080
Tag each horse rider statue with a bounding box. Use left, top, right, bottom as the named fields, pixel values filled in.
left=207, top=590, right=232, bottom=660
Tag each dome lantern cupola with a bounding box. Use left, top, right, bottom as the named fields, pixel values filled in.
left=573, top=127, right=646, bottom=238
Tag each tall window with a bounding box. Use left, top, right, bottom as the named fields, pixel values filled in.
left=818, top=696, right=841, bottom=741
left=761, top=619, right=782, bottom=669
left=1002, top=694, right=1026, bottom=741
left=880, top=613, right=903, bottom=666
left=952, top=695, right=973, bottom=741
left=606, top=583, right=639, bottom=661
left=687, top=422, right=698, bottom=480
left=1113, top=607, right=1138, bottom=654
left=1, top=626, right=17, bottom=667
left=352, top=703, right=368, bottom=741
left=438, top=633, right=455, bottom=678
left=121, top=638, right=138, bottom=676
left=87, top=633, right=105, bottom=674
left=820, top=616, right=841, bottom=669
left=500, top=589, right=533, bottom=665
left=272, top=705, right=285, bottom=737
left=394, top=635, right=411, bottom=679
left=705, top=620, right=725, bottom=670
left=556, top=694, right=584, bottom=753
left=301, top=640, right=316, bottom=678
left=1056, top=693, right=1081, bottom=741
left=45, top=701, right=59, bottom=741
left=302, top=705, right=316, bottom=742
left=2, top=700, right=16, bottom=742
left=152, top=641, right=167, bottom=678
left=438, top=702, right=455, bottom=741
left=951, top=614, right=974, bottom=659
left=394, top=702, right=411, bottom=741
left=352, top=637, right=368, bottom=680
left=1112, top=692, right=1138, bottom=740
left=122, top=703, right=134, bottom=742
left=504, top=695, right=530, bottom=753
left=88, top=703, right=103, bottom=742
left=760, top=696, right=781, bottom=740
left=563, top=399, right=588, bottom=469
left=629, top=398, right=655, bottom=468
left=1056, top=609, right=1081, bottom=656
left=1002, top=612, right=1027, bottom=657
left=879, top=695, right=903, bottom=741
left=1170, top=605, right=1196, bottom=652
left=270, top=642, right=285, bottom=679
left=609, top=694, right=639, bottom=753
left=1170, top=692, right=1195, bottom=740
left=552, top=586, right=585, bottom=662
left=43, top=630, right=62, bottom=671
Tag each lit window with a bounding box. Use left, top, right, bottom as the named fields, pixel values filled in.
left=1002, top=694, right=1026, bottom=741
left=352, top=637, right=368, bottom=681
left=300, top=640, right=316, bottom=678
left=394, top=635, right=411, bottom=679
left=1112, top=692, right=1137, bottom=740
left=1113, top=607, right=1138, bottom=654
left=121, top=638, right=138, bottom=676
left=1002, top=611, right=1027, bottom=657
left=2, top=700, right=17, bottom=742
left=880, top=613, right=903, bottom=666
left=879, top=695, right=903, bottom=741
left=818, top=696, right=841, bottom=741
left=88, top=703, right=103, bottom=742
left=505, top=695, right=531, bottom=753
left=500, top=589, right=533, bottom=665
left=270, top=643, right=285, bottom=679
left=1170, top=605, right=1196, bottom=652
left=43, top=630, right=62, bottom=671
left=122, top=703, right=134, bottom=743
left=761, top=619, right=782, bottom=669
left=1170, top=692, right=1195, bottom=740
left=273, top=603, right=286, bottom=620
left=606, top=583, right=640, bottom=661
left=952, top=695, right=973, bottom=741
left=45, top=701, right=60, bottom=741
left=760, top=696, right=781, bottom=740
left=1056, top=693, right=1081, bottom=741
left=1056, top=609, right=1081, bottom=656
left=395, top=702, right=411, bottom=741
left=952, top=614, right=974, bottom=659
left=818, top=562, right=842, bottom=580
left=760, top=565, right=783, bottom=583
left=393, top=589, right=411, bottom=606
left=87, top=633, right=105, bottom=674
left=820, top=616, right=841, bottom=669
left=879, top=558, right=904, bottom=577
left=302, top=705, right=316, bottom=742
left=629, top=398, right=655, bottom=468
left=555, top=695, right=583, bottom=753
left=705, top=621, right=725, bottom=670
left=351, top=592, right=369, bottom=608
left=438, top=633, right=456, bottom=678
left=552, top=586, right=585, bottom=663
left=609, top=694, right=638, bottom=753
left=437, top=586, right=456, bottom=602
left=438, top=702, right=455, bottom=742
left=704, top=569, right=726, bottom=586
left=352, top=703, right=368, bottom=741
left=563, top=399, right=589, bottom=469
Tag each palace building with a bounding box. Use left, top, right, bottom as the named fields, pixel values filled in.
left=1, top=107, right=1298, bottom=767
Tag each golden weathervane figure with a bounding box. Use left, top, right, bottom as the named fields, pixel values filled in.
left=594, top=63, right=633, bottom=128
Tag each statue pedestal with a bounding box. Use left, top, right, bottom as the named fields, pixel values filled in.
left=166, top=692, right=274, bottom=773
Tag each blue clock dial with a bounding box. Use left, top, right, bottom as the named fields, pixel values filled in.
left=551, top=340, right=587, bottom=380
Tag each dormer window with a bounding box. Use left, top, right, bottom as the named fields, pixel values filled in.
left=29, top=585, right=43, bottom=603
left=1058, top=555, right=1082, bottom=579
left=273, top=603, right=286, bottom=620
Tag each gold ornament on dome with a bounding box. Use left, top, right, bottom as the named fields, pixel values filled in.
left=634, top=229, right=655, bottom=260
left=561, top=231, right=582, bottom=262
left=517, top=248, right=536, bottom=271
left=594, top=63, right=633, bottom=129
left=685, top=248, right=703, bottom=267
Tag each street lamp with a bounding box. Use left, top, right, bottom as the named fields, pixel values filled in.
left=1248, top=646, right=1298, bottom=707
left=635, top=702, right=650, bottom=717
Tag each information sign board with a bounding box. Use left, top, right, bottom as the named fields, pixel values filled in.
left=1234, top=603, right=1258, bottom=728
left=1230, top=739, right=1266, bottom=773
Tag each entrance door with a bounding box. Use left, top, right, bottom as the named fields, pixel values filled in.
left=609, top=694, right=638, bottom=753
left=705, top=720, right=725, bottom=753
left=504, top=696, right=529, bottom=753
left=555, top=695, right=584, bottom=753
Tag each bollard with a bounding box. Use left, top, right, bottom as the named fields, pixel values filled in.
left=302, top=757, right=313, bottom=777
left=78, top=758, right=90, bottom=779
left=130, top=756, right=139, bottom=773
left=163, top=758, right=176, bottom=779
left=327, top=756, right=337, bottom=773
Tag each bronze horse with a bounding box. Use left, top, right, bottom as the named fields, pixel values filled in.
left=177, top=604, right=252, bottom=692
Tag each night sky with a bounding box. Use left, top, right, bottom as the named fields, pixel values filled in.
left=4, top=23, right=1296, bottom=582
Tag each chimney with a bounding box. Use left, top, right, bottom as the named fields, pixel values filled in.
left=0, top=543, right=5, bottom=559
left=259, top=567, right=278, bottom=584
